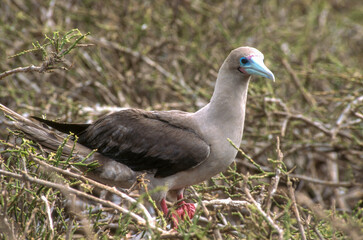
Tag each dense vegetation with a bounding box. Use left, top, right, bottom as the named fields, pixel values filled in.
left=0, top=0, right=362, bottom=239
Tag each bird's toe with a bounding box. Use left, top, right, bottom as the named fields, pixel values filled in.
left=178, top=202, right=195, bottom=219
left=171, top=202, right=196, bottom=228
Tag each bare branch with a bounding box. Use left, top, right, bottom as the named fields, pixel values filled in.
left=265, top=137, right=283, bottom=216
left=0, top=58, right=66, bottom=80
left=290, top=173, right=361, bottom=187
left=28, top=155, right=155, bottom=225
left=41, top=195, right=54, bottom=238
left=243, top=175, right=284, bottom=240
left=332, top=96, right=363, bottom=139
left=273, top=111, right=354, bottom=141
left=0, top=169, right=168, bottom=235
left=287, top=180, right=306, bottom=240
left=200, top=198, right=249, bottom=208
left=0, top=65, right=43, bottom=80
left=281, top=58, right=317, bottom=107
left=89, top=37, right=194, bottom=96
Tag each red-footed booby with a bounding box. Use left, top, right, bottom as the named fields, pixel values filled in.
left=17, top=47, right=275, bottom=226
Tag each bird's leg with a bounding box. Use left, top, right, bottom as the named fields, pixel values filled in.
left=160, top=191, right=196, bottom=228
left=160, top=198, right=169, bottom=216
left=171, top=191, right=196, bottom=227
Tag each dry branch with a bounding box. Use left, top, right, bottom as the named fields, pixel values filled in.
left=287, top=180, right=306, bottom=240
left=200, top=198, right=248, bottom=208
left=273, top=111, right=355, bottom=141
left=281, top=58, right=317, bottom=107
left=0, top=64, right=66, bottom=80
left=89, top=37, right=194, bottom=96
left=0, top=169, right=168, bottom=235
left=243, top=175, right=284, bottom=240
left=29, top=156, right=154, bottom=224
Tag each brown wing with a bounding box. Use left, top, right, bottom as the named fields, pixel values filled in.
left=77, top=109, right=210, bottom=178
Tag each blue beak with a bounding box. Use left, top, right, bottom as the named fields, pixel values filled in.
left=243, top=57, right=275, bottom=81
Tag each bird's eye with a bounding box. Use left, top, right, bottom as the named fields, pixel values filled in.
left=240, top=57, right=248, bottom=65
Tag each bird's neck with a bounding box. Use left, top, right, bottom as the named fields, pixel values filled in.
left=208, top=69, right=250, bottom=123
left=196, top=67, right=250, bottom=146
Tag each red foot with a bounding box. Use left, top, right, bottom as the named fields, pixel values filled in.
left=171, top=201, right=196, bottom=227
left=160, top=198, right=169, bottom=216
left=160, top=192, right=196, bottom=228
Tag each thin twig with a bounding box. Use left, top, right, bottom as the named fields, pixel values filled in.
left=264, top=97, right=290, bottom=136
left=0, top=169, right=168, bottom=234
left=0, top=65, right=43, bottom=80
left=236, top=158, right=361, bottom=187
left=190, top=186, right=211, bottom=220
left=297, top=193, right=362, bottom=240
left=273, top=111, right=354, bottom=141
left=228, top=138, right=265, bottom=174
left=41, top=195, right=54, bottom=238
left=331, top=96, right=363, bottom=139
left=287, top=179, right=307, bottom=240
left=23, top=208, right=38, bottom=239
left=29, top=155, right=154, bottom=224
left=243, top=175, right=284, bottom=240
left=89, top=37, right=194, bottom=96
left=281, top=58, right=316, bottom=107
left=265, top=137, right=283, bottom=216
left=290, top=173, right=361, bottom=187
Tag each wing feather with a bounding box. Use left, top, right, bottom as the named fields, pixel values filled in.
left=77, top=109, right=210, bottom=178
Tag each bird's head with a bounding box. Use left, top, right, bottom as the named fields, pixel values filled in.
left=226, top=46, right=275, bottom=81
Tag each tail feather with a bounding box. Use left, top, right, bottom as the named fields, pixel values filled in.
left=0, top=104, right=137, bottom=188
left=32, top=116, right=90, bottom=135
left=0, top=104, right=90, bottom=155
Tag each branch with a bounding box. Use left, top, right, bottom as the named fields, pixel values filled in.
left=0, top=59, right=66, bottom=80
left=0, top=169, right=168, bottom=235
left=89, top=37, right=194, bottom=96
left=297, top=193, right=363, bottom=240
left=29, top=155, right=154, bottom=224
left=0, top=65, right=43, bottom=80
left=290, top=173, right=361, bottom=187
left=265, top=137, right=283, bottom=216
left=273, top=111, right=354, bottom=141
left=243, top=175, right=284, bottom=240
left=236, top=159, right=361, bottom=187
left=281, top=58, right=316, bottom=107
left=200, top=198, right=248, bottom=208
left=331, top=96, right=363, bottom=139
left=41, top=195, right=54, bottom=238
left=287, top=179, right=306, bottom=240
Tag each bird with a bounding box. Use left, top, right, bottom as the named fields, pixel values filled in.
left=1, top=46, right=274, bottom=227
